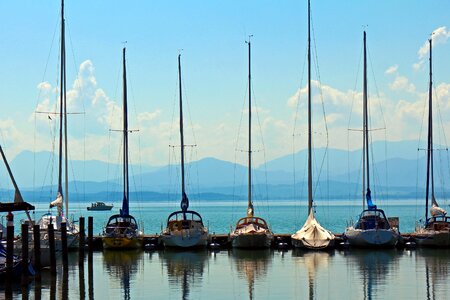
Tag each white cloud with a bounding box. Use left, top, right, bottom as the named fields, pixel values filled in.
left=415, top=26, right=450, bottom=70
left=385, top=65, right=398, bottom=75
left=137, top=110, right=162, bottom=123
left=389, top=76, right=416, bottom=93
left=37, top=81, right=51, bottom=91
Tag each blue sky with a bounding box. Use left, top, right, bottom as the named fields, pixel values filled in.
left=1, top=0, right=450, bottom=167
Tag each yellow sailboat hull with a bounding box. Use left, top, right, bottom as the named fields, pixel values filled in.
left=102, top=237, right=143, bottom=250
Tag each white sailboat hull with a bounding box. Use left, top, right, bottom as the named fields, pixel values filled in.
left=414, top=229, right=450, bottom=247
left=161, top=230, right=208, bottom=248
left=230, top=232, right=273, bottom=249
left=345, top=228, right=399, bottom=247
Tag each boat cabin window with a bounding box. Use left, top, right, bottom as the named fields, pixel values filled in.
left=355, top=210, right=390, bottom=230
left=167, top=211, right=203, bottom=224
left=106, top=216, right=137, bottom=229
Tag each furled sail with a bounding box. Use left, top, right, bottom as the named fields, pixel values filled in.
left=292, top=209, right=334, bottom=249
left=430, top=197, right=447, bottom=217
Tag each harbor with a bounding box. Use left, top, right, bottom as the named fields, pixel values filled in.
left=2, top=0, right=450, bottom=298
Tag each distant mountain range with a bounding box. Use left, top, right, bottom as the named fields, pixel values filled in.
left=1, top=140, right=449, bottom=202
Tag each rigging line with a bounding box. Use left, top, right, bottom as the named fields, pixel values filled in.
left=367, top=47, right=389, bottom=203
left=33, top=19, right=59, bottom=203
left=124, top=53, right=144, bottom=211
left=292, top=46, right=307, bottom=223
left=232, top=80, right=250, bottom=220
left=293, top=46, right=308, bottom=132
left=251, top=85, right=270, bottom=217
left=311, top=18, right=330, bottom=204
left=433, top=85, right=449, bottom=201
left=347, top=40, right=363, bottom=214
left=106, top=57, right=122, bottom=204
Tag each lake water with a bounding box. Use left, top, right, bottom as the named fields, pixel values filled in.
left=4, top=199, right=439, bottom=235
left=3, top=248, right=450, bottom=299
left=2, top=200, right=450, bottom=299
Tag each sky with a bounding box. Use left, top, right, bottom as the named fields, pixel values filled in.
left=1, top=0, right=450, bottom=168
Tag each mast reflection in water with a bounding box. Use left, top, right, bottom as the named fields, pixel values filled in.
left=231, top=249, right=271, bottom=300
left=160, top=250, right=208, bottom=300
left=103, top=250, right=143, bottom=300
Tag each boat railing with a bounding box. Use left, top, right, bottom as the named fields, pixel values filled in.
left=235, top=217, right=269, bottom=229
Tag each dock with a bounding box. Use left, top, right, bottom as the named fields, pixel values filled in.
left=86, top=232, right=418, bottom=251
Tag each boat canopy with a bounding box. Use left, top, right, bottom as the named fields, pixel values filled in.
left=235, top=217, right=268, bottom=229
left=106, top=214, right=138, bottom=228
left=354, top=209, right=391, bottom=230
left=167, top=210, right=203, bottom=224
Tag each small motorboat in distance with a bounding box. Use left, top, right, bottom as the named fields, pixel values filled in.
left=87, top=201, right=114, bottom=211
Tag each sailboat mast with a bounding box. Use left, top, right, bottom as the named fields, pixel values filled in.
left=247, top=38, right=253, bottom=217
left=57, top=0, right=65, bottom=216
left=362, top=31, right=369, bottom=209
left=425, top=38, right=433, bottom=221
left=62, top=0, right=69, bottom=217
left=122, top=47, right=129, bottom=216
left=307, top=0, right=313, bottom=212
left=178, top=54, right=189, bottom=215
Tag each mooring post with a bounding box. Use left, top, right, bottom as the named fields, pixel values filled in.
left=21, top=223, right=29, bottom=280
left=79, top=217, right=85, bottom=253
left=48, top=223, right=56, bottom=275
left=33, top=224, right=41, bottom=274
left=61, top=221, right=68, bottom=267
left=88, top=216, right=93, bottom=252
left=6, top=224, right=14, bottom=277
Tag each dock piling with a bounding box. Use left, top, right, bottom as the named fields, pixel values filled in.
left=88, top=216, right=93, bottom=252
left=79, top=217, right=85, bottom=253
left=48, top=223, right=56, bottom=275
left=61, top=221, right=68, bottom=267
left=33, top=224, right=41, bottom=273
left=6, top=225, right=14, bottom=277
left=21, top=223, right=29, bottom=281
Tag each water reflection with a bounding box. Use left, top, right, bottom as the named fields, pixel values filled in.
left=292, top=249, right=333, bottom=300
left=417, top=249, right=450, bottom=300
left=159, top=250, right=208, bottom=300
left=103, top=250, right=143, bottom=300
left=231, top=249, right=271, bottom=300
left=346, top=249, right=399, bottom=299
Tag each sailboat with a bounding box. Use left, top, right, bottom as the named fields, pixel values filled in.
left=291, top=0, right=335, bottom=250
left=102, top=48, right=144, bottom=250
left=229, top=39, right=273, bottom=249
left=160, top=54, right=208, bottom=248
left=344, top=31, right=399, bottom=247
left=414, top=37, right=450, bottom=247
left=36, top=0, right=79, bottom=249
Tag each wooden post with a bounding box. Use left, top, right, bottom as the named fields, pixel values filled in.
left=33, top=224, right=41, bottom=274
left=61, top=221, right=68, bottom=266
left=88, top=216, right=93, bottom=252
left=88, top=249, right=94, bottom=299
left=48, top=223, right=56, bottom=275
left=79, top=217, right=85, bottom=252
left=6, top=225, right=14, bottom=277
left=21, top=223, right=29, bottom=279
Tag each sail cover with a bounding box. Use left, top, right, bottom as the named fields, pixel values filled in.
left=366, top=188, right=377, bottom=210
left=50, top=192, right=63, bottom=214
left=430, top=197, right=447, bottom=217
left=292, top=210, right=334, bottom=249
